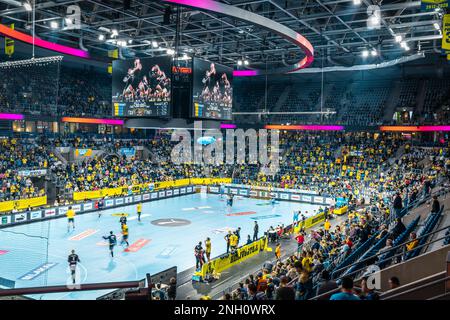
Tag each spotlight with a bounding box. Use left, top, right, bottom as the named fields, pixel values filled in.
left=237, top=60, right=243, bottom=66
left=361, top=50, right=369, bottom=58
left=369, top=14, right=380, bottom=25
left=405, top=45, right=410, bottom=51
left=50, top=21, right=59, bottom=29
left=353, top=0, right=361, bottom=5
left=98, top=34, right=105, bottom=41
left=434, top=22, right=440, bottom=30
left=23, top=1, right=32, bottom=11
left=166, top=48, right=175, bottom=55
left=152, top=41, right=159, bottom=48
left=244, top=60, right=249, bottom=65
left=182, top=53, right=188, bottom=60
left=111, top=29, right=118, bottom=37
left=395, top=35, right=402, bottom=43
left=400, top=41, right=407, bottom=48
left=371, top=49, right=377, bottom=57
left=128, top=39, right=133, bottom=44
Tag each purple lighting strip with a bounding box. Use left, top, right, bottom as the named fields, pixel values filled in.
left=0, top=113, right=24, bottom=120
left=220, top=123, right=237, bottom=129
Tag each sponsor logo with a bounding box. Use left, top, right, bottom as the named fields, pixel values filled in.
left=44, top=209, right=56, bottom=217
left=159, top=191, right=165, bottom=197
left=105, top=200, right=114, bottom=207
left=115, top=199, right=124, bottom=205
left=142, top=194, right=150, bottom=200
left=30, top=211, right=42, bottom=220
left=151, top=193, right=158, bottom=199
left=19, top=262, right=58, bottom=281
left=14, top=213, right=26, bottom=222
left=83, top=203, right=93, bottom=211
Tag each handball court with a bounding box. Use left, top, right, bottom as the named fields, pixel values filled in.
left=0, top=193, right=321, bottom=300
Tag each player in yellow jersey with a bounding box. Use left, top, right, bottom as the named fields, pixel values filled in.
left=120, top=223, right=130, bottom=247
left=229, top=233, right=238, bottom=253
left=136, top=202, right=142, bottom=222
left=67, top=206, right=75, bottom=232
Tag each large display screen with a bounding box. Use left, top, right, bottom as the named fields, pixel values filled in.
left=192, top=58, right=233, bottom=120
left=112, top=56, right=172, bottom=117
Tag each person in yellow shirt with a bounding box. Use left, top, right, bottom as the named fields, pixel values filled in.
left=66, top=206, right=75, bottom=232
left=275, top=243, right=281, bottom=261
left=229, top=233, right=239, bottom=253
left=205, top=237, right=212, bottom=262
left=136, top=202, right=142, bottom=222
left=121, top=223, right=130, bottom=247
left=405, top=232, right=418, bottom=252
left=324, top=219, right=331, bottom=235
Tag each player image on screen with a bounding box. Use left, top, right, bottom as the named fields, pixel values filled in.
left=112, top=56, right=172, bottom=117
left=192, top=58, right=233, bottom=120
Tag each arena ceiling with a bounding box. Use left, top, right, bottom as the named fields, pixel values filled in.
left=0, top=0, right=445, bottom=69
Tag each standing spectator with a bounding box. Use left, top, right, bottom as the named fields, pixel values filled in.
left=167, top=277, right=177, bottom=300
left=393, top=192, right=403, bottom=218
left=330, top=277, right=360, bottom=300
left=247, top=283, right=267, bottom=300
left=194, top=241, right=204, bottom=270
left=205, top=237, right=211, bottom=262
left=431, top=195, right=440, bottom=213
left=253, top=221, right=259, bottom=241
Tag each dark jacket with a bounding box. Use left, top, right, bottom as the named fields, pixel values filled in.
left=316, top=280, right=339, bottom=300
left=393, top=195, right=403, bottom=209
left=431, top=199, right=440, bottom=213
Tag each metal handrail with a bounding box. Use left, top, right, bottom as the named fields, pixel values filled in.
left=332, top=225, right=449, bottom=280
left=382, top=275, right=450, bottom=300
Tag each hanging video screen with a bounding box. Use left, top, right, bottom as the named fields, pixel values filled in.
left=192, top=58, right=233, bottom=120
left=112, top=56, right=172, bottom=117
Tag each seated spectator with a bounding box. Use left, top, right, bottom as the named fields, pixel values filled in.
left=275, top=276, right=295, bottom=300
left=358, top=276, right=380, bottom=300
left=405, top=232, right=419, bottom=251
left=388, top=276, right=400, bottom=290
left=247, top=283, right=267, bottom=300
left=316, top=270, right=338, bottom=300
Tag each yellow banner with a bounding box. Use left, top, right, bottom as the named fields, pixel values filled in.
left=443, top=14, right=450, bottom=51
left=4, top=23, right=14, bottom=57
left=73, top=178, right=232, bottom=201
left=108, top=49, right=118, bottom=59
left=108, top=63, right=112, bottom=74
left=0, top=196, right=47, bottom=213
left=294, top=211, right=326, bottom=233
left=197, top=237, right=267, bottom=278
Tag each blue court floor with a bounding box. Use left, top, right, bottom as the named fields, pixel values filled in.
left=0, top=193, right=321, bottom=300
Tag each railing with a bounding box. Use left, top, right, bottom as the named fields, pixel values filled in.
left=382, top=275, right=450, bottom=300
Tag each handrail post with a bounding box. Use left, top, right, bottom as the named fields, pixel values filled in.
left=446, top=251, right=450, bottom=294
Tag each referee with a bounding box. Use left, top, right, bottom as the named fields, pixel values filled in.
left=68, top=250, right=80, bottom=284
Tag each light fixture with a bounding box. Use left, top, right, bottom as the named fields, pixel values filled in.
left=371, top=49, right=377, bottom=57
left=50, top=21, right=59, bottom=29
left=166, top=48, right=175, bottom=55
left=182, top=53, right=188, bottom=60
left=361, top=49, right=369, bottom=58
left=244, top=60, right=249, bottom=65
left=433, top=22, right=440, bottom=30
left=111, top=29, right=118, bottom=37
left=23, top=1, right=32, bottom=11
left=395, top=35, right=402, bottom=43
left=152, top=41, right=159, bottom=48
left=353, top=0, right=361, bottom=4
left=369, top=14, right=380, bottom=25
left=400, top=41, right=407, bottom=48
left=237, top=60, right=243, bottom=66
left=128, top=39, right=133, bottom=44
left=98, top=34, right=105, bottom=41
